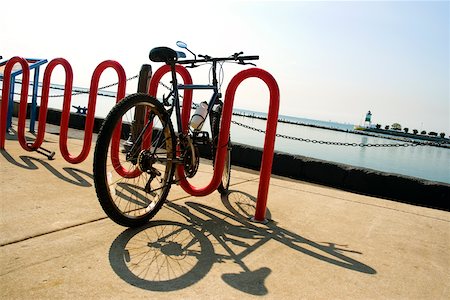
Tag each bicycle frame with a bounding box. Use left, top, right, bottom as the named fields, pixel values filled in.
left=168, top=62, right=221, bottom=135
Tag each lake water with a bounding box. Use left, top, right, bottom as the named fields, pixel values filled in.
left=230, top=112, right=449, bottom=184
left=4, top=81, right=450, bottom=184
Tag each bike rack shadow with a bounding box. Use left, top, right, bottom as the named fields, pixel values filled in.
left=0, top=149, right=93, bottom=187
left=109, top=190, right=376, bottom=295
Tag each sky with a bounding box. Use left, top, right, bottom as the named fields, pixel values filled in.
left=1, top=0, right=449, bottom=133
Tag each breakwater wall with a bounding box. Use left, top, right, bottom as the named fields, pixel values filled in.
left=362, top=127, right=450, bottom=145
left=229, top=143, right=449, bottom=211
left=12, top=104, right=450, bottom=211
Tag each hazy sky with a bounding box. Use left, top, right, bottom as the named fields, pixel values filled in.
left=1, top=0, right=449, bottom=133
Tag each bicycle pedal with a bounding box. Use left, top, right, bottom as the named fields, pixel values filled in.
left=192, top=131, right=210, bottom=145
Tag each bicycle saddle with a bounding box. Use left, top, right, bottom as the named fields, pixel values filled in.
left=149, top=47, right=178, bottom=63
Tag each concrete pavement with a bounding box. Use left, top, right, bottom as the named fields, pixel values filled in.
left=1, top=126, right=449, bottom=299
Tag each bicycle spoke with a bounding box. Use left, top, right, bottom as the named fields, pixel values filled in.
left=94, top=94, right=176, bottom=227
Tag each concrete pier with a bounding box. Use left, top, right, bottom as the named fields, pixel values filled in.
left=1, top=124, right=449, bottom=299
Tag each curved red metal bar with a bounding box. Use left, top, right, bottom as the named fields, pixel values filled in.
left=66, top=60, right=127, bottom=164
left=148, top=64, right=193, bottom=132
left=35, top=58, right=74, bottom=155
left=0, top=57, right=30, bottom=150
left=177, top=68, right=280, bottom=222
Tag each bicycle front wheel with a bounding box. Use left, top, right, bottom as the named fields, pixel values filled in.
left=94, top=93, right=176, bottom=227
left=217, top=140, right=231, bottom=194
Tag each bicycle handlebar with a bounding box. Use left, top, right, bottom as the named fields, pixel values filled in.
left=176, top=55, right=259, bottom=65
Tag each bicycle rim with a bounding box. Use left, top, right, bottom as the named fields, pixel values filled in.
left=217, top=141, right=231, bottom=194
left=94, top=93, right=175, bottom=227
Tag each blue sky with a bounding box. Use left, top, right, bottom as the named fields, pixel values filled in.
left=1, top=0, right=449, bottom=133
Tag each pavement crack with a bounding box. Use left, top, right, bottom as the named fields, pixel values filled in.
left=0, top=217, right=109, bottom=247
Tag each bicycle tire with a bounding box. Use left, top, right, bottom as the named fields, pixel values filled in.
left=211, top=109, right=231, bottom=194
left=93, top=93, right=176, bottom=227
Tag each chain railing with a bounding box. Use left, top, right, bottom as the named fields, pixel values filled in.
left=3, top=76, right=446, bottom=148
left=230, top=120, right=446, bottom=148
left=0, top=75, right=139, bottom=98
left=156, top=81, right=446, bottom=148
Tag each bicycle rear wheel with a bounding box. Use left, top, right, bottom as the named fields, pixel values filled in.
left=94, top=93, right=176, bottom=227
left=211, top=106, right=231, bottom=194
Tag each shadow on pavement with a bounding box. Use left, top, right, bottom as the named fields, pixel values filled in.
left=109, top=190, right=376, bottom=295
left=1, top=150, right=93, bottom=187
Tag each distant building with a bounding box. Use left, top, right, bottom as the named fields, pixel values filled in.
left=364, top=111, right=372, bottom=127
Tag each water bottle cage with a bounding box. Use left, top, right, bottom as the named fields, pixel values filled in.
left=190, top=114, right=206, bottom=130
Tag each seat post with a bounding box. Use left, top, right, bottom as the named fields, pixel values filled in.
left=169, top=62, right=183, bottom=134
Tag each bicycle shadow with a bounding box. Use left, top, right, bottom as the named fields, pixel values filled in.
left=108, top=190, right=376, bottom=295
left=0, top=150, right=93, bottom=187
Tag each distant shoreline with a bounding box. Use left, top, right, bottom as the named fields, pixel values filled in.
left=359, top=127, right=450, bottom=145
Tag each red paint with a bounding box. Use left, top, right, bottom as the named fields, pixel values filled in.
left=176, top=68, right=279, bottom=211
left=64, top=60, right=127, bottom=164
left=40, top=58, right=74, bottom=157
left=226, top=68, right=279, bottom=221
left=0, top=57, right=30, bottom=150
left=1, top=58, right=127, bottom=166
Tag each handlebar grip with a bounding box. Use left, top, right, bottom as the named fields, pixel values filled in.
left=240, top=55, right=259, bottom=60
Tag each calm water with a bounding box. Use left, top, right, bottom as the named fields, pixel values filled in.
left=230, top=113, right=450, bottom=184
left=6, top=82, right=450, bottom=184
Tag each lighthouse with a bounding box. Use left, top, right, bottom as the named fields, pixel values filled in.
left=364, top=111, right=372, bottom=128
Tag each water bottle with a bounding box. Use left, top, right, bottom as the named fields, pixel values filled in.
left=190, top=101, right=208, bottom=130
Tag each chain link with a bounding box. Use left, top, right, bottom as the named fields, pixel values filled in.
left=0, top=75, right=139, bottom=98
left=158, top=81, right=184, bottom=100
left=230, top=120, right=442, bottom=147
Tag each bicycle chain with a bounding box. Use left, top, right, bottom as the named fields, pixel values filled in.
left=230, top=120, right=441, bottom=147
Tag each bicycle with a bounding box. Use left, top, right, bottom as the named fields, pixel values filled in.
left=93, top=41, right=259, bottom=227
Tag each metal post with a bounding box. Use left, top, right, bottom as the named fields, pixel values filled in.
left=30, top=67, right=41, bottom=133
left=135, top=64, right=152, bottom=130
left=138, top=64, right=152, bottom=93
left=125, top=64, right=152, bottom=151
left=7, top=76, right=16, bottom=132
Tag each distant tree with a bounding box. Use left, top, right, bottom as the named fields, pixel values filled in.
left=376, top=124, right=381, bottom=129
left=420, top=130, right=427, bottom=135
left=385, top=125, right=390, bottom=130
left=391, top=123, right=402, bottom=131
left=428, top=131, right=438, bottom=137
left=439, top=132, right=446, bottom=138
left=403, top=127, right=409, bottom=133
left=412, top=129, right=418, bottom=135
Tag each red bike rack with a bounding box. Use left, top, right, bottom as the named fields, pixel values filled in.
left=149, top=66, right=279, bottom=222
left=1, top=57, right=30, bottom=150
left=0, top=58, right=127, bottom=164
left=227, top=68, right=279, bottom=222
left=2, top=58, right=279, bottom=222
left=34, top=58, right=73, bottom=155
left=64, top=60, right=126, bottom=163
